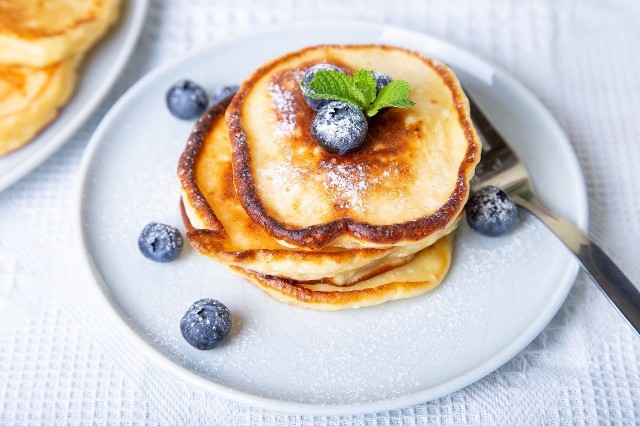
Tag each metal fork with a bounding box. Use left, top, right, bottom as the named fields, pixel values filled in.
left=465, top=88, right=640, bottom=334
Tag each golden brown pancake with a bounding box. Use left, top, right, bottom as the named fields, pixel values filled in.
left=227, top=44, right=481, bottom=250
left=0, top=57, right=79, bottom=156
left=0, top=0, right=121, bottom=155
left=0, top=0, right=121, bottom=67
left=232, top=234, right=453, bottom=310
left=178, top=96, right=452, bottom=285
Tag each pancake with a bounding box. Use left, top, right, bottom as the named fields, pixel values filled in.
left=232, top=234, right=453, bottom=310
left=0, top=57, right=79, bottom=156
left=0, top=0, right=121, bottom=67
left=178, top=95, right=455, bottom=284
left=227, top=44, right=481, bottom=250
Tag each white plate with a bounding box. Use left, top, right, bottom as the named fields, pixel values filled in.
left=76, top=22, right=588, bottom=415
left=0, top=0, right=149, bottom=192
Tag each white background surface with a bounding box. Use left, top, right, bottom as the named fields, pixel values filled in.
left=1, top=0, right=639, bottom=424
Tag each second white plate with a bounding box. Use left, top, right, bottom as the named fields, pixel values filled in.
left=76, top=22, right=587, bottom=415
left=0, top=0, right=149, bottom=192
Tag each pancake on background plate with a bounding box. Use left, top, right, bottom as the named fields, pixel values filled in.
left=0, top=58, right=79, bottom=156
left=0, top=0, right=121, bottom=67
left=0, top=0, right=121, bottom=156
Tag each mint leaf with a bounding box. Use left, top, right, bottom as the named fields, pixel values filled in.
left=300, top=70, right=366, bottom=109
left=366, top=80, right=415, bottom=117
left=353, top=69, right=377, bottom=107
left=301, top=68, right=414, bottom=117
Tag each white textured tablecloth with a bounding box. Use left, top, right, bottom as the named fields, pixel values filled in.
left=1, top=0, right=640, bottom=424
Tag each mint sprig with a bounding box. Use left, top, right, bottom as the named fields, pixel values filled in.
left=300, top=68, right=415, bottom=117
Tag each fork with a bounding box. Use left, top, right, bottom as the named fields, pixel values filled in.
left=464, top=87, right=640, bottom=334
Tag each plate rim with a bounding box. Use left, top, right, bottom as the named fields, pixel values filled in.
left=74, top=19, right=588, bottom=415
left=0, top=0, right=150, bottom=192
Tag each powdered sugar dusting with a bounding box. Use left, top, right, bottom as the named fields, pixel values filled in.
left=322, top=162, right=396, bottom=213
left=257, top=163, right=306, bottom=195
left=267, top=82, right=296, bottom=137
left=472, top=186, right=518, bottom=223
left=323, top=163, right=370, bottom=212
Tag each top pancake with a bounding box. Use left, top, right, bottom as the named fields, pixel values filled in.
left=0, top=0, right=121, bottom=66
left=227, top=44, right=481, bottom=249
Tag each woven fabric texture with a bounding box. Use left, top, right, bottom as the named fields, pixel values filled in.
left=1, top=0, right=639, bottom=424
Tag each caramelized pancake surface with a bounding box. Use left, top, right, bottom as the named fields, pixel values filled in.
left=233, top=234, right=453, bottom=310
left=0, top=0, right=121, bottom=66
left=0, top=58, right=79, bottom=156
left=178, top=97, right=453, bottom=284
left=228, top=44, right=481, bottom=249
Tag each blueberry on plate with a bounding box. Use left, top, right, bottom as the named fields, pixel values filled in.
left=312, top=101, right=368, bottom=155
left=371, top=71, right=393, bottom=94
left=180, top=299, right=232, bottom=350
left=138, top=222, right=183, bottom=262
left=166, top=79, right=208, bottom=119
left=301, top=63, right=342, bottom=110
left=465, top=185, right=518, bottom=237
left=209, top=84, right=240, bottom=106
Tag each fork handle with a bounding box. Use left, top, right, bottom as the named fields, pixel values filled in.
left=514, top=194, right=640, bottom=333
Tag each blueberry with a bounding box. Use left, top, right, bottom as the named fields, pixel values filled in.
left=166, top=79, right=208, bottom=119
left=209, top=84, right=239, bottom=106
left=371, top=71, right=393, bottom=94
left=301, top=64, right=342, bottom=110
left=180, top=299, right=232, bottom=350
left=312, top=101, right=368, bottom=155
left=138, top=222, right=183, bottom=262
left=465, top=186, right=518, bottom=237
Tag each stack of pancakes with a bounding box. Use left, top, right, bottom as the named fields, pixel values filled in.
left=0, top=0, right=121, bottom=156
left=178, top=44, right=481, bottom=310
